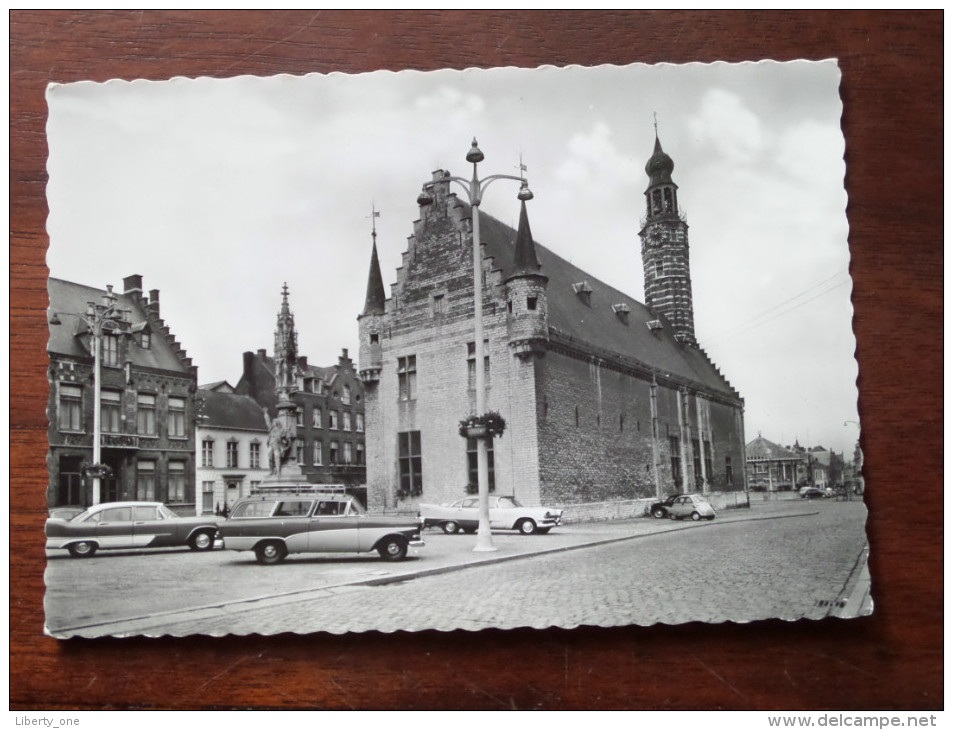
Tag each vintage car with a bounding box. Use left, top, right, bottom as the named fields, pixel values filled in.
left=419, top=495, right=563, bottom=535
left=45, top=502, right=224, bottom=558
left=219, top=491, right=425, bottom=564
left=665, top=494, right=716, bottom=521
left=648, top=494, right=690, bottom=519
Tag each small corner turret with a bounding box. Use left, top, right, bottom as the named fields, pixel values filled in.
left=504, top=199, right=549, bottom=359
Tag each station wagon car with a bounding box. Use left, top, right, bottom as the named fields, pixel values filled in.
left=419, top=495, right=563, bottom=535
left=45, top=502, right=224, bottom=558
left=219, top=492, right=425, bottom=564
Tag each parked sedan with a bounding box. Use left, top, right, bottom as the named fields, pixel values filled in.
left=799, top=486, right=828, bottom=500
left=420, top=495, right=563, bottom=535
left=665, top=494, right=716, bottom=521
left=649, top=494, right=689, bottom=519
left=45, top=502, right=224, bottom=558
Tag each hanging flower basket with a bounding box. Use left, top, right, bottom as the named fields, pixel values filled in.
left=81, top=462, right=113, bottom=480
left=458, top=411, right=506, bottom=439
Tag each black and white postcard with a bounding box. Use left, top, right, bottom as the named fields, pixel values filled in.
left=44, top=60, right=867, bottom=638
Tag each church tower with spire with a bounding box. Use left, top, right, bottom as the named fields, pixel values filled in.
left=639, top=127, right=697, bottom=346
left=358, top=210, right=386, bottom=384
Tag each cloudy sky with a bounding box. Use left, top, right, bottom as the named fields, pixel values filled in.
left=46, top=60, right=859, bottom=454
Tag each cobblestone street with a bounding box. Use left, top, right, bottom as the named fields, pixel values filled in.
left=45, top=499, right=870, bottom=638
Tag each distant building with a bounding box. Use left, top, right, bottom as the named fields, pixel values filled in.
left=235, top=287, right=367, bottom=490
left=47, top=275, right=198, bottom=512
left=194, top=382, right=270, bottom=515
left=745, top=435, right=801, bottom=491
left=358, top=133, right=746, bottom=511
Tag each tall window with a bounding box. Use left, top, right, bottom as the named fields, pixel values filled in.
left=356, top=443, right=365, bottom=465
left=226, top=441, right=239, bottom=469
left=329, top=441, right=339, bottom=465
left=670, top=435, right=682, bottom=488
left=168, top=461, right=186, bottom=502
left=432, top=293, right=446, bottom=317
left=202, top=439, right=214, bottom=467
left=692, top=438, right=702, bottom=484
left=344, top=442, right=353, bottom=465
left=250, top=442, right=260, bottom=469
left=296, top=439, right=304, bottom=464
left=726, top=457, right=734, bottom=486
left=655, top=261, right=664, bottom=278
left=329, top=410, right=339, bottom=430
left=137, top=460, right=156, bottom=500
left=100, top=390, right=121, bottom=433
left=137, top=393, right=156, bottom=435
left=342, top=385, right=351, bottom=405
left=312, top=442, right=322, bottom=466
left=343, top=411, right=352, bottom=431
left=202, top=481, right=214, bottom=512
left=59, top=384, right=83, bottom=431
left=168, top=396, right=186, bottom=438
left=312, top=408, right=322, bottom=428
left=356, top=413, right=365, bottom=433
left=101, top=334, right=120, bottom=367
left=398, top=355, right=417, bottom=401
left=704, top=441, right=713, bottom=483
left=296, top=410, right=304, bottom=427
left=467, top=341, right=490, bottom=390
left=140, top=331, right=151, bottom=350
left=466, top=437, right=495, bottom=492
left=398, top=431, right=423, bottom=497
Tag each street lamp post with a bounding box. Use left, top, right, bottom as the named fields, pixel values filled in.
left=50, top=285, right=131, bottom=506
left=418, top=139, right=533, bottom=552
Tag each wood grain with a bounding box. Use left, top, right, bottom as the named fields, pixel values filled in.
left=11, top=10, right=942, bottom=710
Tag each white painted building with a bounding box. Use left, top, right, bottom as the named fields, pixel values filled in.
left=194, top=382, right=270, bottom=515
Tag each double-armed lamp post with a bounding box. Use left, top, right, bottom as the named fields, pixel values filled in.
left=418, top=139, right=533, bottom=552
left=50, top=285, right=131, bottom=506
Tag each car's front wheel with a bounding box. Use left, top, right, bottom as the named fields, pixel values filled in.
left=652, top=507, right=667, bottom=519
left=442, top=521, right=459, bottom=535
left=691, top=511, right=701, bottom=521
left=189, top=530, right=215, bottom=551
left=68, top=541, right=97, bottom=558
left=377, top=536, right=408, bottom=561
left=255, top=541, right=287, bottom=565
left=517, top=518, right=537, bottom=535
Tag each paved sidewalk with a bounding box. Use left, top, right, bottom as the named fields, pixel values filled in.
left=57, top=501, right=833, bottom=637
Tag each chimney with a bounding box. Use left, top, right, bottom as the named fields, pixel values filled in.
left=123, top=274, right=143, bottom=296
left=258, top=349, right=267, bottom=359
left=297, top=355, right=308, bottom=370
left=148, top=289, right=160, bottom=317
left=339, top=348, right=352, bottom=368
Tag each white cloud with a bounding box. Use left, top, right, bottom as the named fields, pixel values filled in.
left=689, top=88, right=765, bottom=164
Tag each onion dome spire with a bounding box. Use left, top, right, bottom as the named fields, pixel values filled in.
left=645, top=133, right=675, bottom=187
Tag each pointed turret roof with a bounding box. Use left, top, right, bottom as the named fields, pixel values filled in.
left=511, top=199, right=542, bottom=275
left=362, top=237, right=386, bottom=315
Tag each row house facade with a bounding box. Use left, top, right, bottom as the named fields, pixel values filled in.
left=194, top=382, right=270, bottom=515
left=47, top=275, right=198, bottom=513
left=358, top=134, right=747, bottom=510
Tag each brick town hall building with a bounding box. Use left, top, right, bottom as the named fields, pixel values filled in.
left=358, top=135, right=746, bottom=511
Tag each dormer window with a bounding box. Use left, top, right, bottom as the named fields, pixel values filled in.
left=572, top=281, right=592, bottom=306
left=647, top=319, right=663, bottom=332
left=101, top=334, right=120, bottom=367
left=140, top=331, right=151, bottom=350
left=612, top=303, right=630, bottom=323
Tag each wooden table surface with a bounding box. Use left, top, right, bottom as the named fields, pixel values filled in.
left=10, top=11, right=943, bottom=710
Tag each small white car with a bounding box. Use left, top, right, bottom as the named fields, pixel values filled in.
left=665, top=494, right=716, bottom=521
left=420, top=495, right=563, bottom=535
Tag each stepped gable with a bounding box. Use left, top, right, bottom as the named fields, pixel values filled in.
left=471, top=208, right=741, bottom=401
left=47, top=277, right=193, bottom=375
left=197, top=388, right=268, bottom=431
